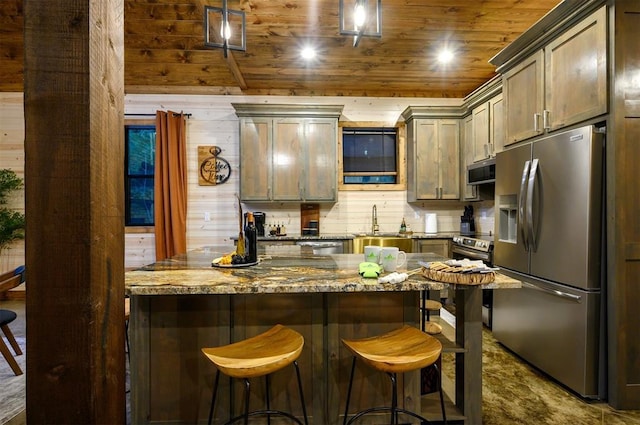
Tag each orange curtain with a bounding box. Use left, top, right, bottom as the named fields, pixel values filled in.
left=154, top=111, right=187, bottom=260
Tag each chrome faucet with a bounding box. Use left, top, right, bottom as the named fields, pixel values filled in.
left=371, top=204, right=379, bottom=234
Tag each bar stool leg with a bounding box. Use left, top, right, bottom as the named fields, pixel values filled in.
left=434, top=364, right=447, bottom=424
left=293, top=360, right=309, bottom=425
left=389, top=373, right=398, bottom=425
left=343, top=357, right=357, bottom=425
left=208, top=370, right=220, bottom=425
left=420, top=289, right=429, bottom=332
left=125, top=319, right=130, bottom=365
left=265, top=374, right=271, bottom=425
left=243, top=378, right=251, bottom=425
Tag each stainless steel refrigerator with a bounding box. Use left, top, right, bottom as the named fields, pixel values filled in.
left=493, top=124, right=606, bottom=399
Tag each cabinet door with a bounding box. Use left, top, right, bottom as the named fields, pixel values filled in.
left=545, top=6, right=607, bottom=131
left=472, top=101, right=490, bottom=162
left=239, top=118, right=271, bottom=201
left=414, top=120, right=440, bottom=200
left=490, top=93, right=505, bottom=155
left=438, top=120, right=460, bottom=200
left=303, top=119, right=337, bottom=201
left=272, top=119, right=303, bottom=200
left=414, top=119, right=459, bottom=200
left=416, top=239, right=450, bottom=258
left=503, top=50, right=544, bottom=145
left=461, top=115, right=477, bottom=200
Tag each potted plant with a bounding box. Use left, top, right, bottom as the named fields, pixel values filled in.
left=0, top=169, right=26, bottom=262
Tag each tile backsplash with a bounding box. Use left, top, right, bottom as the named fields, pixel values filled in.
left=243, top=191, right=495, bottom=237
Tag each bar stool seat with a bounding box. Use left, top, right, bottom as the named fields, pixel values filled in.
left=342, top=325, right=446, bottom=425
left=425, top=299, right=442, bottom=312
left=202, top=324, right=308, bottom=425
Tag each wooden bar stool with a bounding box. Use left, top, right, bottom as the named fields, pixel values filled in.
left=202, top=324, right=308, bottom=425
left=342, top=325, right=446, bottom=425
left=423, top=299, right=443, bottom=335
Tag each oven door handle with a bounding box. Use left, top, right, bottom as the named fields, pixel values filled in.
left=451, top=246, right=491, bottom=261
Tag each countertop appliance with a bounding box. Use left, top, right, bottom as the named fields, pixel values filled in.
left=425, top=213, right=438, bottom=234
left=253, top=212, right=266, bottom=236
left=492, top=124, right=606, bottom=399
left=451, top=235, right=494, bottom=327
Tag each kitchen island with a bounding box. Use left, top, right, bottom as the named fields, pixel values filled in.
left=126, top=248, right=519, bottom=424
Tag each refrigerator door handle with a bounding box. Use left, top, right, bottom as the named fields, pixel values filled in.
left=521, top=282, right=582, bottom=303
left=526, top=158, right=539, bottom=252
left=519, top=160, right=531, bottom=250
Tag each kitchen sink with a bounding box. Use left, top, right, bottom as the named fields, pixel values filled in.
left=352, top=236, right=413, bottom=254
left=354, top=232, right=406, bottom=237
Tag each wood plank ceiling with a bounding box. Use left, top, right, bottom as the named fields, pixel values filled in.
left=1, top=0, right=561, bottom=98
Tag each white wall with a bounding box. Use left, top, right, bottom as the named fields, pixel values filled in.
left=1, top=92, right=495, bottom=269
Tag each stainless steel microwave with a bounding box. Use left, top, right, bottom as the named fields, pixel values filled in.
left=467, top=158, right=495, bottom=185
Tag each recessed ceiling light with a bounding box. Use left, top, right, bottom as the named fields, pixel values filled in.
left=301, top=47, right=317, bottom=60
left=437, top=48, right=454, bottom=64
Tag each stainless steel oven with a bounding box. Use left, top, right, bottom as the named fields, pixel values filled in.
left=450, top=235, right=494, bottom=327
left=451, top=235, right=494, bottom=265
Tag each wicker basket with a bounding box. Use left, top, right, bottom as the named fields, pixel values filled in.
left=421, top=267, right=495, bottom=285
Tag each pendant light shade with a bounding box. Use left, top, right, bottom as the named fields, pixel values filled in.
left=339, top=0, right=382, bottom=47
left=204, top=0, right=246, bottom=57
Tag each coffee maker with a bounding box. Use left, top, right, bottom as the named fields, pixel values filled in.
left=253, top=212, right=266, bottom=236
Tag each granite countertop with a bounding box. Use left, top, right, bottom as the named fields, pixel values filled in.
left=257, top=234, right=356, bottom=241
left=234, top=232, right=467, bottom=241
left=125, top=248, right=519, bottom=296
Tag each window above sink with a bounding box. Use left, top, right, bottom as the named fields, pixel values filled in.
left=338, top=122, right=406, bottom=192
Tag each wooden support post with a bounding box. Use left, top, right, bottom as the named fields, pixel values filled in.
left=23, top=0, right=125, bottom=423
left=455, top=287, right=483, bottom=424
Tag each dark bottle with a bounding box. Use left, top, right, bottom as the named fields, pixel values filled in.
left=244, top=212, right=258, bottom=263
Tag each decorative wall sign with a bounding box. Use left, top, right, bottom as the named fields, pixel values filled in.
left=198, top=146, right=231, bottom=185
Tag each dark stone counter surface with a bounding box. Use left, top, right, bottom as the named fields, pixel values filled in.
left=125, top=247, right=519, bottom=296
left=235, top=232, right=465, bottom=241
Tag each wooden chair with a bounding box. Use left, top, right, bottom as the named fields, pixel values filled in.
left=201, top=324, right=308, bottom=425
left=0, top=266, right=25, bottom=376
left=342, top=325, right=447, bottom=425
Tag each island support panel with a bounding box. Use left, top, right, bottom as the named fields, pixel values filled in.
left=130, top=290, right=488, bottom=424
